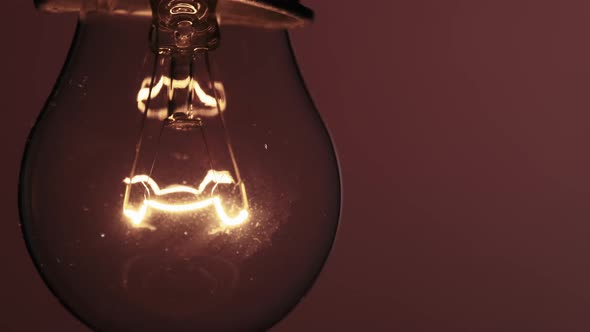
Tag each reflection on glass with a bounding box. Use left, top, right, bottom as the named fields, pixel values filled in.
left=136, top=76, right=226, bottom=120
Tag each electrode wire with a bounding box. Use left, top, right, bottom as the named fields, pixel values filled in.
left=124, top=50, right=161, bottom=209
left=205, top=52, right=249, bottom=209
left=190, top=54, right=217, bottom=189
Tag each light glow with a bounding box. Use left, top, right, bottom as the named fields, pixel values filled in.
left=123, top=170, right=248, bottom=229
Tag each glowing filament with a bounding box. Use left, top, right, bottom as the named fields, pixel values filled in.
left=123, top=170, right=248, bottom=228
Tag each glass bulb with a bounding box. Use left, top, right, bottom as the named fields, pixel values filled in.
left=19, top=2, right=340, bottom=331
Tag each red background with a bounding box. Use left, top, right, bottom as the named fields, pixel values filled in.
left=4, top=0, right=590, bottom=331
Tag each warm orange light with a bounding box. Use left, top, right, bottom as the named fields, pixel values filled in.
left=123, top=170, right=249, bottom=229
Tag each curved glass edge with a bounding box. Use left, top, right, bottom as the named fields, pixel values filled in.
left=263, top=31, right=344, bottom=331
left=18, top=20, right=103, bottom=332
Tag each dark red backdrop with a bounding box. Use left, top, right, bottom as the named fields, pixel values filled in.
left=4, top=1, right=590, bottom=331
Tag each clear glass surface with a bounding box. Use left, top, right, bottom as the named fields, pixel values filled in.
left=20, top=12, right=340, bottom=332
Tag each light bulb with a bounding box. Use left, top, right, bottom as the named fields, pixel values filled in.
left=20, top=1, right=340, bottom=331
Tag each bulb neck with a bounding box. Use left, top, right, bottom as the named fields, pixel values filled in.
left=151, top=0, right=220, bottom=53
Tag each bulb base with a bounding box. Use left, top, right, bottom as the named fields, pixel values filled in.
left=34, top=0, right=313, bottom=28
